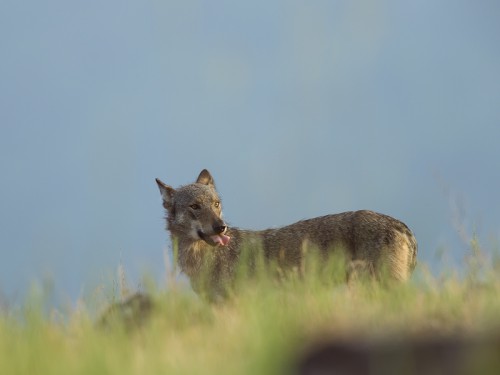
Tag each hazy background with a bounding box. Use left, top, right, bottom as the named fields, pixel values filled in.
left=1, top=1, right=499, bottom=304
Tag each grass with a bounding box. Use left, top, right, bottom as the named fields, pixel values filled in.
left=2, top=252, right=500, bottom=375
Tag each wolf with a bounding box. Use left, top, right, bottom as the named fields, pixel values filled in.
left=156, top=169, right=417, bottom=298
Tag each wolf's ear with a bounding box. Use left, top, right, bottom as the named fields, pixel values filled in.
left=196, top=169, right=215, bottom=187
left=156, top=178, right=175, bottom=210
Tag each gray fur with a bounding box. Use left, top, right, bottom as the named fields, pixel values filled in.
left=156, top=169, right=417, bottom=298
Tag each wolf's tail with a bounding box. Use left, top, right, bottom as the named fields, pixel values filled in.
left=408, top=229, right=418, bottom=272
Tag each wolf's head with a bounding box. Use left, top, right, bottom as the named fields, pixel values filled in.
left=156, top=169, right=230, bottom=247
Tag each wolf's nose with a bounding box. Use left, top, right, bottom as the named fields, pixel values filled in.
left=213, top=225, right=227, bottom=234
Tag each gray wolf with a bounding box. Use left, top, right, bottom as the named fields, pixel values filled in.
left=156, top=169, right=417, bottom=298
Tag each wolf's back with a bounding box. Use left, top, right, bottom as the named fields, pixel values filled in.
left=258, top=210, right=417, bottom=281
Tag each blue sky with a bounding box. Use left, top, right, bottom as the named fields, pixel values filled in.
left=1, top=1, right=499, bottom=304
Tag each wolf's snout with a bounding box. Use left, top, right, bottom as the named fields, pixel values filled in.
left=213, top=224, right=227, bottom=234
left=210, top=223, right=230, bottom=247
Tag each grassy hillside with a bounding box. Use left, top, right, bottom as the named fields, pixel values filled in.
left=2, top=255, right=500, bottom=374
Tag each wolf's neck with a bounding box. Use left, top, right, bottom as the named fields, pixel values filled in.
left=170, top=236, right=209, bottom=277
left=226, top=226, right=268, bottom=249
left=171, top=235, right=211, bottom=255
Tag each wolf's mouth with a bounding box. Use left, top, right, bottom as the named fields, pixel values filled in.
left=197, top=230, right=231, bottom=247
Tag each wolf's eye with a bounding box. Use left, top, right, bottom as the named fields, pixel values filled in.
left=214, top=202, right=220, bottom=208
left=190, top=204, right=201, bottom=210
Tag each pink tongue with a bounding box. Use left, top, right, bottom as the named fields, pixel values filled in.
left=210, top=234, right=231, bottom=246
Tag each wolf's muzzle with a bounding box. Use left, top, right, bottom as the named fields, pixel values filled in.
left=197, top=224, right=230, bottom=247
